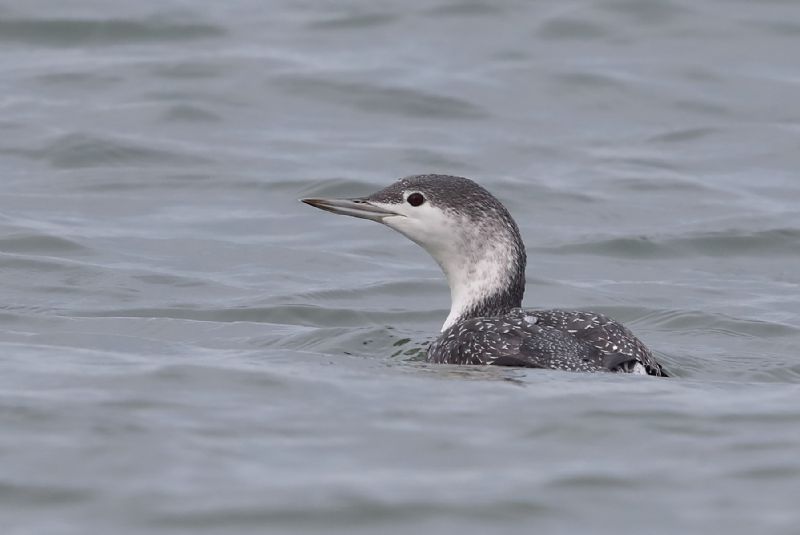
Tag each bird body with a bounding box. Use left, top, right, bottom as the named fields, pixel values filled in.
left=429, top=308, right=663, bottom=375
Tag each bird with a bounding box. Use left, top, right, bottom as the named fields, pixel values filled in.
left=301, top=174, right=668, bottom=376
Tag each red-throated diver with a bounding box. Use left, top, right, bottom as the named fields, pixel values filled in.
left=301, top=174, right=668, bottom=376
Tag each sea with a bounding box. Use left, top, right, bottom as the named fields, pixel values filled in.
left=1, top=1, right=799, bottom=533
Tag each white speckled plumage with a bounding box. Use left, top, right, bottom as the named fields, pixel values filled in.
left=302, top=174, right=669, bottom=377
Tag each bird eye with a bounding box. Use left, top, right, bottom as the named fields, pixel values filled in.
left=407, top=192, right=425, bottom=207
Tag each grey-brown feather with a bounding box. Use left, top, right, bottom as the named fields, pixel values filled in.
left=427, top=308, right=668, bottom=376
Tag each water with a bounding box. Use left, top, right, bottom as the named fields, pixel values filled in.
left=1, top=0, right=800, bottom=533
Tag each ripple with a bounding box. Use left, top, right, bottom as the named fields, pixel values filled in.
left=149, top=61, right=228, bottom=80
left=251, top=324, right=428, bottom=358
left=0, top=234, right=89, bottom=255
left=676, top=229, right=800, bottom=256
left=0, top=17, right=225, bottom=47
left=605, top=0, right=692, bottom=25
left=547, top=472, right=639, bottom=490
left=402, top=148, right=475, bottom=171
left=546, top=228, right=800, bottom=258
left=72, top=305, right=425, bottom=328
left=751, top=20, right=800, bottom=37
left=0, top=482, right=91, bottom=506
left=670, top=98, right=731, bottom=117
left=731, top=465, right=800, bottom=480
left=116, top=363, right=293, bottom=391
left=274, top=76, right=488, bottom=120
left=297, top=177, right=399, bottom=198
left=131, top=274, right=207, bottom=288
left=160, top=104, right=222, bottom=123
left=543, top=236, right=669, bottom=259
left=151, top=499, right=553, bottom=529
left=638, top=309, right=800, bottom=338
left=33, top=70, right=123, bottom=89
left=648, top=127, right=720, bottom=144
left=285, top=280, right=439, bottom=301
left=554, top=72, right=627, bottom=91
left=308, top=12, right=398, bottom=30
left=538, top=18, right=610, bottom=40
left=42, top=133, right=209, bottom=169
left=608, top=175, right=716, bottom=193
left=427, top=1, right=504, bottom=17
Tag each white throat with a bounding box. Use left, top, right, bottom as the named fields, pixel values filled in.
left=438, top=242, right=516, bottom=331
left=374, top=199, right=524, bottom=333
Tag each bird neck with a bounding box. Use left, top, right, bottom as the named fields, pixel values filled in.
left=439, top=233, right=526, bottom=332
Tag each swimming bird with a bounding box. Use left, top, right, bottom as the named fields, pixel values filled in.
left=302, top=174, right=668, bottom=376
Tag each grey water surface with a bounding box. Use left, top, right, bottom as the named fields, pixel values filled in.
left=2, top=1, right=800, bottom=534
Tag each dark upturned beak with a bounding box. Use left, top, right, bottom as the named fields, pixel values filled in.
left=300, top=197, right=400, bottom=222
